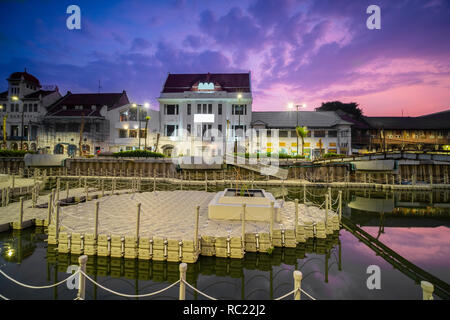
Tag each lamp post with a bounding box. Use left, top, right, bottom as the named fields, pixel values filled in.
left=288, top=102, right=307, bottom=155
left=12, top=96, right=25, bottom=150
left=132, top=102, right=150, bottom=149
left=234, top=93, right=243, bottom=153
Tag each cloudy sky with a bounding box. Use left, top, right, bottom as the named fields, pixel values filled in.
left=0, top=0, right=449, bottom=116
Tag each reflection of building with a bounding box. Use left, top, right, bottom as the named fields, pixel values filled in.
left=251, top=111, right=352, bottom=158
left=0, top=71, right=61, bottom=150
left=157, top=72, right=252, bottom=157
left=40, top=91, right=130, bottom=155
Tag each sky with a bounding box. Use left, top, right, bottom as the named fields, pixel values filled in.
left=0, top=0, right=449, bottom=116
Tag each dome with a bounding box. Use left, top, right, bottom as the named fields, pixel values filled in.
left=8, top=71, right=41, bottom=86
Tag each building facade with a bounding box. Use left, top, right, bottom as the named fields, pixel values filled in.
left=157, top=72, right=252, bottom=157
left=0, top=71, right=61, bottom=150
left=250, top=111, right=352, bottom=159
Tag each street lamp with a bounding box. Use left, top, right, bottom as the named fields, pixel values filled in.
left=12, top=96, right=26, bottom=150
left=288, top=102, right=307, bottom=155
left=131, top=102, right=149, bottom=149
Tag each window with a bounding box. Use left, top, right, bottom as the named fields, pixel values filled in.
left=314, top=130, right=325, bottom=137
left=187, top=124, right=191, bottom=134
left=208, top=104, right=212, bottom=114
left=218, top=104, right=222, bottom=115
left=34, top=104, right=38, bottom=112
left=244, top=105, right=247, bottom=115
left=129, top=130, right=138, bottom=138
left=202, top=104, right=207, bottom=114
left=187, top=104, right=191, bottom=115
left=11, top=125, right=19, bottom=136
left=197, top=104, right=201, bottom=113
left=56, top=123, right=65, bottom=132
left=165, top=104, right=178, bottom=115
left=267, top=130, right=272, bottom=137
left=95, top=123, right=101, bottom=132
left=218, top=124, right=222, bottom=135
left=119, top=129, right=127, bottom=138
left=68, top=123, right=79, bottom=132
left=328, top=130, right=337, bottom=137
left=290, top=130, right=297, bottom=137
left=83, top=124, right=91, bottom=133
left=10, top=104, right=14, bottom=112
left=165, top=124, right=178, bottom=136
left=279, top=130, right=288, bottom=138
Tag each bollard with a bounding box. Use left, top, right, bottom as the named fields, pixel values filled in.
left=94, top=202, right=99, bottom=239
left=136, top=203, right=141, bottom=239
left=77, top=255, right=88, bottom=300
left=421, top=281, right=434, bottom=300
left=293, top=270, right=302, bottom=300
left=242, top=204, right=246, bottom=248
left=194, top=206, right=200, bottom=250
left=179, top=263, right=187, bottom=300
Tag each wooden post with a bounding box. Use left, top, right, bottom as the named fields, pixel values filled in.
left=47, top=193, right=53, bottom=225
left=205, top=173, right=208, bottom=192
left=55, top=201, right=60, bottom=240
left=136, top=203, right=141, bottom=238
left=194, top=206, right=200, bottom=250
left=421, top=281, right=434, bottom=300
left=101, top=179, right=105, bottom=197
left=65, top=181, right=69, bottom=200
left=77, top=255, right=88, bottom=300
left=241, top=204, right=246, bottom=248
left=2, top=188, right=5, bottom=207
left=430, top=174, right=433, bottom=186
left=338, top=190, right=342, bottom=224
left=11, top=175, right=15, bottom=189
left=18, top=197, right=24, bottom=228
left=94, top=202, right=99, bottom=239
left=295, top=199, right=299, bottom=230
left=153, top=169, right=156, bottom=192
left=293, top=270, right=302, bottom=300
left=325, top=194, right=329, bottom=229
left=303, top=184, right=306, bottom=204
left=270, top=201, right=274, bottom=240
left=6, top=187, right=10, bottom=206
left=56, top=178, right=60, bottom=202
left=85, top=178, right=89, bottom=201
left=179, top=263, right=187, bottom=300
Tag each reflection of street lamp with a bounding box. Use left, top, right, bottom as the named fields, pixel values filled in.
left=287, top=102, right=307, bottom=155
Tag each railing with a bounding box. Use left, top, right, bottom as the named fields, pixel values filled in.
left=0, top=257, right=317, bottom=300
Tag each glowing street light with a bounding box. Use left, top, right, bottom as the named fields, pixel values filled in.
left=287, top=102, right=307, bottom=155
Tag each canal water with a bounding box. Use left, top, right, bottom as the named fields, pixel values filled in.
left=1, top=187, right=449, bottom=300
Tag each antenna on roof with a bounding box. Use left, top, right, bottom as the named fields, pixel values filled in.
left=24, top=68, right=27, bottom=73
left=98, top=80, right=102, bottom=93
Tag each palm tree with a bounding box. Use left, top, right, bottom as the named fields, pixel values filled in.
left=295, top=126, right=308, bottom=156
left=144, top=116, right=151, bottom=150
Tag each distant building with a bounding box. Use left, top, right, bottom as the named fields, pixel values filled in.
left=40, top=91, right=129, bottom=155
left=0, top=71, right=61, bottom=150
left=157, top=72, right=252, bottom=156
left=251, top=111, right=352, bottom=158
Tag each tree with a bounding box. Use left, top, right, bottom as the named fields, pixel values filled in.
left=295, top=126, right=308, bottom=156
left=316, top=101, right=363, bottom=118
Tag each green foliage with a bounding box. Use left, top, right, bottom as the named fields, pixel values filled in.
left=316, top=101, right=363, bottom=118
left=295, top=126, right=308, bottom=138
left=112, top=150, right=165, bottom=158
left=266, top=246, right=274, bottom=255
left=322, top=152, right=345, bottom=159
left=0, top=149, right=36, bottom=157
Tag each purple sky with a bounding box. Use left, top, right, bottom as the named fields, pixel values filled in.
left=0, top=0, right=449, bottom=116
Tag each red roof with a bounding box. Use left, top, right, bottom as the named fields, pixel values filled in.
left=8, top=71, right=41, bottom=86
left=46, top=91, right=129, bottom=117
left=162, top=73, right=251, bottom=93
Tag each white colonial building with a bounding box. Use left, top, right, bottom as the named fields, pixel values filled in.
left=157, top=72, right=252, bottom=157
left=0, top=71, right=61, bottom=150
left=251, top=111, right=352, bottom=158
